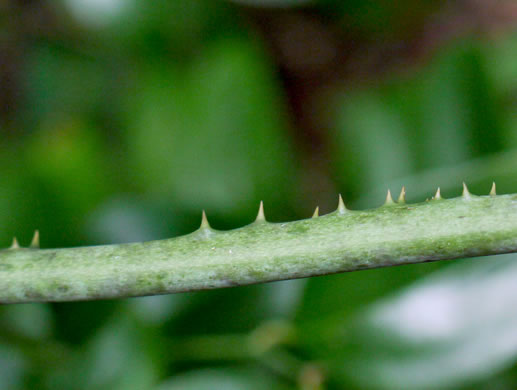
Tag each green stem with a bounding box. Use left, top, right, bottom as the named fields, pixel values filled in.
left=2, top=188, right=517, bottom=304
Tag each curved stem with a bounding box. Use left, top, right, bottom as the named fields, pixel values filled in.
left=2, top=191, right=517, bottom=303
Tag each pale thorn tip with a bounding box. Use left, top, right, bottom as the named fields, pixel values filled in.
left=490, top=182, right=496, bottom=196
left=9, top=237, right=20, bottom=250
left=462, top=182, right=471, bottom=199
left=398, top=186, right=406, bottom=204
left=384, top=189, right=395, bottom=205
left=434, top=187, right=442, bottom=200
left=312, top=206, right=319, bottom=218
left=200, top=210, right=210, bottom=229
left=337, top=194, right=347, bottom=214
left=255, top=201, right=266, bottom=222
left=30, top=230, right=40, bottom=248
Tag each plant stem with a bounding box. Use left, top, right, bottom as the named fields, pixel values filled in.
left=2, top=190, right=517, bottom=304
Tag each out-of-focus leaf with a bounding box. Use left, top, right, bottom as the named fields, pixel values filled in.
left=64, top=0, right=129, bottom=28
left=46, top=314, right=160, bottom=390
left=166, top=285, right=279, bottom=335
left=25, top=121, right=111, bottom=213
left=85, top=195, right=174, bottom=244
left=331, top=89, right=414, bottom=203
left=485, top=32, right=517, bottom=148
left=259, top=279, right=307, bottom=320
left=23, top=120, right=114, bottom=246
left=331, top=254, right=517, bottom=389
left=0, top=344, right=26, bottom=390
left=155, top=368, right=282, bottom=390
left=486, top=32, right=517, bottom=94
left=331, top=39, right=505, bottom=207
left=22, top=44, right=109, bottom=127
left=295, top=262, right=441, bottom=351
left=123, top=37, right=299, bottom=220
left=0, top=142, right=35, bottom=247
left=0, top=304, right=53, bottom=340
left=127, top=294, right=189, bottom=327
left=106, top=0, right=237, bottom=58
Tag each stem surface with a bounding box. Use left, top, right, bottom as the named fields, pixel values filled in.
left=2, top=193, right=517, bottom=303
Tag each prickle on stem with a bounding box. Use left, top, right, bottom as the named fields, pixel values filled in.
left=200, top=210, right=210, bottom=230
left=255, top=201, right=266, bottom=223
left=30, top=230, right=40, bottom=249
left=384, top=189, right=395, bottom=205
left=462, top=182, right=471, bottom=199
left=434, top=187, right=442, bottom=200
left=9, top=237, right=20, bottom=250
left=490, top=182, right=496, bottom=196
left=398, top=187, right=406, bottom=204
left=337, top=194, right=347, bottom=214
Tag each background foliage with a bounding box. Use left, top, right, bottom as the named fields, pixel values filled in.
left=1, top=1, right=517, bottom=388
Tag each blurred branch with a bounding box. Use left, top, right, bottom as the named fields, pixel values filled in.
left=3, top=189, right=517, bottom=303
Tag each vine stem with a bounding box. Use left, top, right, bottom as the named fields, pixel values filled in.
left=2, top=185, right=517, bottom=304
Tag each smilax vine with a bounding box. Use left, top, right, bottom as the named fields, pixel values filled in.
left=2, top=183, right=517, bottom=304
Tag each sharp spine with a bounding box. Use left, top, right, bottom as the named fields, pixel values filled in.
left=490, top=182, right=496, bottom=196
left=30, top=230, right=39, bottom=249
left=9, top=237, right=20, bottom=250
left=384, top=190, right=395, bottom=205
left=462, top=182, right=471, bottom=199
left=398, top=187, right=406, bottom=204
left=200, top=210, right=211, bottom=229
left=434, top=187, right=442, bottom=200
left=338, top=194, right=347, bottom=214
left=312, top=206, right=319, bottom=218
left=255, top=201, right=266, bottom=222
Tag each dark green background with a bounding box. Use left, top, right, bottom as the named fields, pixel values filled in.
left=1, top=1, right=517, bottom=388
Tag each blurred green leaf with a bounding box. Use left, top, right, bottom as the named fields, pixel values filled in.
left=0, top=344, right=26, bottom=390
left=327, top=254, right=517, bottom=389
left=46, top=313, right=160, bottom=390
left=155, top=368, right=283, bottom=390
left=331, top=89, right=414, bottom=202
left=0, top=304, right=53, bottom=340
left=0, top=141, right=36, bottom=247
left=22, top=44, right=109, bottom=127
left=123, top=37, right=299, bottom=220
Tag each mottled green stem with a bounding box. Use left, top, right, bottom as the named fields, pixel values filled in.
left=2, top=187, right=517, bottom=304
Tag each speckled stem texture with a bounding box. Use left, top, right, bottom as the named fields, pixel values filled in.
left=2, top=191, right=517, bottom=304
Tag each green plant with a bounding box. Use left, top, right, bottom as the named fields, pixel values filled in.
left=3, top=183, right=516, bottom=304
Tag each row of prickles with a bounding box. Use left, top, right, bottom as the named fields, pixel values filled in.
left=3, top=182, right=498, bottom=250
left=193, top=182, right=498, bottom=236
left=6, top=230, right=39, bottom=250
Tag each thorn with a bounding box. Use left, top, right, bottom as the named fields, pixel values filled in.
left=255, top=201, right=266, bottom=222
left=30, top=230, right=40, bottom=248
left=384, top=189, right=395, bottom=205
left=337, top=194, right=347, bottom=214
left=196, top=210, right=216, bottom=238
left=490, top=182, right=496, bottom=196
left=312, top=206, right=319, bottom=218
left=200, top=210, right=210, bottom=229
left=434, top=187, right=442, bottom=200
left=462, top=182, right=471, bottom=199
left=9, top=237, right=20, bottom=250
left=398, top=186, right=406, bottom=204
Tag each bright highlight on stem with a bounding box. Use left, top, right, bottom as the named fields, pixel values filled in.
left=2, top=183, right=517, bottom=304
